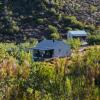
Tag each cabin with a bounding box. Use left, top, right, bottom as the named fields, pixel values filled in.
left=67, top=30, right=88, bottom=46
left=32, top=40, right=71, bottom=61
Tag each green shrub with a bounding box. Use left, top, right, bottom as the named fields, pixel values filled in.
left=50, top=32, right=60, bottom=40
left=65, top=27, right=72, bottom=31
left=63, top=16, right=77, bottom=25
left=37, top=18, right=44, bottom=24
left=48, top=8, right=57, bottom=15
left=48, top=25, right=60, bottom=39
left=72, top=21, right=84, bottom=29
left=85, top=25, right=96, bottom=32
left=63, top=16, right=84, bottom=29
left=2, top=16, right=20, bottom=34
left=90, top=5, right=97, bottom=13
left=56, top=14, right=62, bottom=21
left=67, top=39, right=81, bottom=49
left=48, top=25, right=58, bottom=33
left=88, top=35, right=100, bottom=45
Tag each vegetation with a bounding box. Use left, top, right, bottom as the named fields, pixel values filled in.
left=88, top=34, right=100, bottom=45
left=67, top=39, right=81, bottom=50
left=0, top=0, right=100, bottom=41
left=48, top=25, right=60, bottom=39
left=0, top=0, right=100, bottom=100
left=0, top=43, right=100, bottom=99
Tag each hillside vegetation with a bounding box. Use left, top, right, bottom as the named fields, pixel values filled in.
left=0, top=43, right=100, bottom=100
left=0, top=1, right=100, bottom=100
left=0, top=0, right=100, bottom=42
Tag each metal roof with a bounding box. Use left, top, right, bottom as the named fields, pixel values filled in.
left=33, top=40, right=69, bottom=50
left=68, top=30, right=87, bottom=36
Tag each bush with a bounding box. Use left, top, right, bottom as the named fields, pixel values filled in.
left=50, top=32, right=60, bottom=40
left=65, top=27, right=72, bottom=31
left=37, top=18, right=44, bottom=24
left=48, top=25, right=58, bottom=33
left=88, top=35, right=100, bottom=45
left=63, top=16, right=77, bottom=25
left=48, top=25, right=60, bottom=39
left=72, top=21, right=84, bottom=29
left=90, top=5, right=97, bottom=13
left=48, top=8, right=57, bottom=15
left=56, top=14, right=62, bottom=21
left=63, top=16, right=84, bottom=29
left=2, top=16, right=20, bottom=34
left=85, top=25, right=96, bottom=32
left=67, top=39, right=81, bottom=49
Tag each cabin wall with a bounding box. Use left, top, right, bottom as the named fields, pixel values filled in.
left=60, top=46, right=71, bottom=57
left=53, top=46, right=71, bottom=58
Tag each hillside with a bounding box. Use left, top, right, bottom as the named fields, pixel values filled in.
left=0, top=1, right=100, bottom=99
left=0, top=0, right=100, bottom=42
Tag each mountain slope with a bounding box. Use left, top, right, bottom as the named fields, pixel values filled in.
left=0, top=0, right=100, bottom=41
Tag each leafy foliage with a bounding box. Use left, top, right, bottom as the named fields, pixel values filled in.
left=67, top=39, right=81, bottom=49
left=88, top=34, right=100, bottom=45
left=0, top=43, right=100, bottom=99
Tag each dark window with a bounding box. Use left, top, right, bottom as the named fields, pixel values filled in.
left=33, top=49, right=54, bottom=59
left=44, top=50, right=54, bottom=58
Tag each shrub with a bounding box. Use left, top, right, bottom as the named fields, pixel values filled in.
left=90, top=5, right=97, bottom=13
left=50, top=32, right=60, bottom=40
left=72, top=21, right=84, bottom=29
left=67, top=39, right=81, bottom=49
left=37, top=18, right=44, bottom=24
left=65, top=27, right=72, bottom=31
left=56, top=14, right=62, bottom=21
left=2, top=16, right=20, bottom=34
left=63, top=16, right=84, bottom=29
left=48, top=25, right=58, bottom=33
left=48, top=25, right=60, bottom=39
left=88, top=35, right=100, bottom=45
left=48, top=8, right=57, bottom=15
left=85, top=25, right=95, bottom=32
left=63, top=16, right=77, bottom=25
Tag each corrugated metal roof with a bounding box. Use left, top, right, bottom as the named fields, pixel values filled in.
left=33, top=40, right=69, bottom=50
left=69, top=30, right=87, bottom=36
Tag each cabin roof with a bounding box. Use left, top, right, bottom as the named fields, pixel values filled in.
left=68, top=30, right=87, bottom=36
left=33, top=40, right=69, bottom=50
